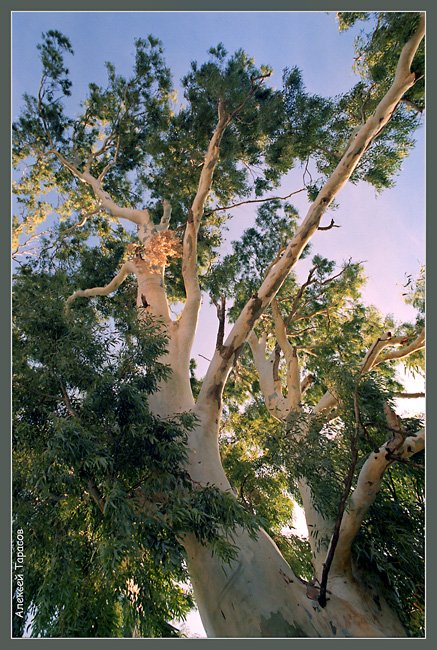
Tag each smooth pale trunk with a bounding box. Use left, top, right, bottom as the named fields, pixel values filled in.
left=147, top=363, right=406, bottom=638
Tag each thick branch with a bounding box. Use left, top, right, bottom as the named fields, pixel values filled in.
left=81, top=171, right=152, bottom=230
left=314, top=327, right=425, bottom=416
left=376, top=328, right=425, bottom=365
left=215, top=295, right=226, bottom=350
left=248, top=331, right=285, bottom=419
left=179, top=100, right=231, bottom=340
left=159, top=199, right=172, bottom=230
left=66, top=260, right=136, bottom=307
left=331, top=426, right=424, bottom=576
left=47, top=150, right=152, bottom=229
left=313, top=391, right=338, bottom=415
left=198, top=16, right=424, bottom=416
left=300, top=373, right=315, bottom=395
left=180, top=75, right=273, bottom=346
left=271, top=300, right=301, bottom=410
left=360, top=331, right=410, bottom=374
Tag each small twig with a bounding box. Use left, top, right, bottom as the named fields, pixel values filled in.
left=303, top=156, right=313, bottom=187
left=204, top=187, right=306, bottom=217
left=12, top=230, right=49, bottom=259
left=318, top=218, right=340, bottom=231
left=288, top=324, right=317, bottom=338
left=284, top=265, right=318, bottom=327
left=228, top=71, right=272, bottom=119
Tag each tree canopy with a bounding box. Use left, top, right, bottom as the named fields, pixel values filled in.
left=12, top=12, right=425, bottom=638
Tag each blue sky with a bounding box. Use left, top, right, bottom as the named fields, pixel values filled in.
left=12, top=11, right=425, bottom=376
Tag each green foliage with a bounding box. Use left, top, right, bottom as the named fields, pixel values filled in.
left=12, top=16, right=425, bottom=638
left=12, top=248, right=258, bottom=637
left=354, top=453, right=425, bottom=636
left=282, top=64, right=420, bottom=192
left=206, top=200, right=302, bottom=317
left=338, top=13, right=424, bottom=111
left=217, top=246, right=424, bottom=629
left=221, top=345, right=424, bottom=631
left=13, top=16, right=423, bottom=261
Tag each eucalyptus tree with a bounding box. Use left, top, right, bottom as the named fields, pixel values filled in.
left=13, top=13, right=425, bottom=637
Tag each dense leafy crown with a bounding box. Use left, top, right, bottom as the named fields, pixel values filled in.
left=13, top=13, right=424, bottom=637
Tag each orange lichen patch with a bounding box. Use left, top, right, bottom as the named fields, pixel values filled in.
left=128, top=230, right=182, bottom=270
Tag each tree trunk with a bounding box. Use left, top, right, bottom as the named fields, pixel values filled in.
left=184, top=417, right=406, bottom=638
left=147, top=365, right=406, bottom=638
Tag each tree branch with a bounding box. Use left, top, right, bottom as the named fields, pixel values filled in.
left=159, top=199, right=172, bottom=230
left=178, top=100, right=231, bottom=343
left=330, top=422, right=424, bottom=577
left=394, top=391, right=425, bottom=399
left=47, top=149, right=152, bottom=229
left=271, top=299, right=301, bottom=410
left=314, top=327, right=425, bottom=416
left=318, top=381, right=361, bottom=607
left=376, top=328, right=425, bottom=365
left=318, top=218, right=340, bottom=231
left=286, top=259, right=357, bottom=328
left=204, top=187, right=306, bottom=217
left=12, top=230, right=49, bottom=259
left=201, top=16, right=425, bottom=419
left=359, top=331, right=410, bottom=374
left=215, top=295, right=226, bottom=351
left=248, top=331, right=285, bottom=420
left=284, top=266, right=318, bottom=326
left=300, top=373, right=315, bottom=395
left=179, top=75, right=273, bottom=346
left=66, top=260, right=136, bottom=308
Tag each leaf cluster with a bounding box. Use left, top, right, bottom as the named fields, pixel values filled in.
left=12, top=250, right=258, bottom=637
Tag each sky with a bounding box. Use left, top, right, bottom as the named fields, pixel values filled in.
left=12, top=11, right=425, bottom=637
